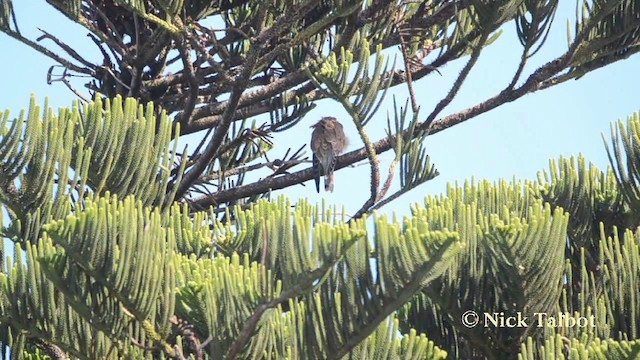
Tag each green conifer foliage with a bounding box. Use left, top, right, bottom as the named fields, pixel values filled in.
left=1, top=0, right=640, bottom=358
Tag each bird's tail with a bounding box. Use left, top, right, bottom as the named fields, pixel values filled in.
left=324, top=173, right=334, bottom=192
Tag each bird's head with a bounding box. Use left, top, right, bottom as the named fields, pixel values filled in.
left=311, top=116, right=337, bottom=129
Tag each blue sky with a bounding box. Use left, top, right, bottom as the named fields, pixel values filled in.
left=1, top=1, right=639, bottom=219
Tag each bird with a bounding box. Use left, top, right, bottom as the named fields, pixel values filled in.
left=310, top=117, right=347, bottom=193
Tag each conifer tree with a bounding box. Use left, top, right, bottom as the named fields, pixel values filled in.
left=1, top=0, right=640, bottom=359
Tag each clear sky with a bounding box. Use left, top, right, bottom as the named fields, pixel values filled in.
left=1, top=1, right=639, bottom=219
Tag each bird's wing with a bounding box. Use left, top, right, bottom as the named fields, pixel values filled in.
left=310, top=127, right=322, bottom=153
left=312, top=153, right=321, bottom=193
left=327, top=121, right=346, bottom=153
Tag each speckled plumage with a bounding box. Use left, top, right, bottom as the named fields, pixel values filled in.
left=310, top=117, right=347, bottom=192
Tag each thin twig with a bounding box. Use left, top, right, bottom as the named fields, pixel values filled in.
left=350, top=119, right=380, bottom=220
left=424, top=31, right=490, bottom=128
left=176, top=31, right=200, bottom=125
left=190, top=27, right=233, bottom=84
left=61, top=77, right=91, bottom=103
left=103, top=66, right=132, bottom=91
left=371, top=12, right=422, bottom=206
left=395, top=16, right=420, bottom=113
left=9, top=1, right=20, bottom=34
left=209, top=27, right=251, bottom=39
left=376, top=161, right=397, bottom=203
left=198, top=159, right=306, bottom=184
left=86, top=33, right=113, bottom=69
left=3, top=30, right=94, bottom=74
left=36, top=28, right=97, bottom=69
left=130, top=338, right=157, bottom=351
left=75, top=16, right=128, bottom=59
left=86, top=1, right=126, bottom=50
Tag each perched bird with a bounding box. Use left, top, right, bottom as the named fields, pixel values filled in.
left=310, top=117, right=347, bottom=192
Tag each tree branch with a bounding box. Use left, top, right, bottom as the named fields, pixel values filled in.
left=187, top=50, right=576, bottom=211
left=34, top=339, right=68, bottom=360
left=175, top=25, right=200, bottom=125
left=424, top=31, right=489, bottom=127
left=2, top=30, right=94, bottom=75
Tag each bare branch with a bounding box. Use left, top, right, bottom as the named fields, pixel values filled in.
left=36, top=28, right=98, bottom=69
left=170, top=316, right=206, bottom=360
left=2, top=30, right=94, bottom=75
left=350, top=124, right=381, bottom=220
left=175, top=30, right=200, bottom=125
left=34, top=339, right=68, bottom=360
